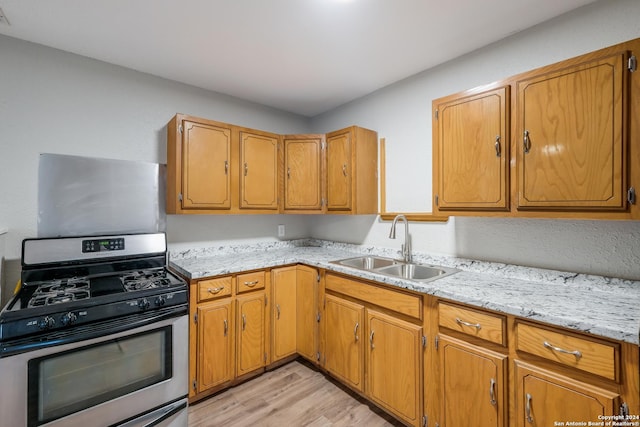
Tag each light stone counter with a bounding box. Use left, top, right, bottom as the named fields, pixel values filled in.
left=169, top=239, right=640, bottom=345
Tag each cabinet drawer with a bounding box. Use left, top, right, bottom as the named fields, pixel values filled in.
left=197, top=277, right=232, bottom=302
left=516, top=322, right=619, bottom=381
left=438, top=302, right=506, bottom=346
left=325, top=274, right=421, bottom=319
left=236, top=271, right=265, bottom=294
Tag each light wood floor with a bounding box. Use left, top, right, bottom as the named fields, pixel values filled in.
left=188, top=360, right=404, bottom=427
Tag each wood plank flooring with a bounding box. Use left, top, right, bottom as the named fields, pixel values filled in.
left=188, top=360, right=404, bottom=427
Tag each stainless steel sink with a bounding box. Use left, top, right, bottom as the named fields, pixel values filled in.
left=331, top=256, right=458, bottom=283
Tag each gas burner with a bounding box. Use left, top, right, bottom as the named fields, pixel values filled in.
left=123, top=269, right=172, bottom=292
left=28, top=287, right=91, bottom=308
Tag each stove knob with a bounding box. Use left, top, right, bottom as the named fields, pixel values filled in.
left=138, top=298, right=150, bottom=310
left=61, top=312, right=77, bottom=326
left=38, top=316, right=55, bottom=330
left=154, top=296, right=166, bottom=307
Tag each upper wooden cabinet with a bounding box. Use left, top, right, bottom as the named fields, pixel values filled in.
left=432, top=38, right=640, bottom=220
left=283, top=135, right=324, bottom=212
left=516, top=51, right=628, bottom=211
left=326, top=126, right=379, bottom=214
left=433, top=85, right=510, bottom=211
left=239, top=131, right=279, bottom=210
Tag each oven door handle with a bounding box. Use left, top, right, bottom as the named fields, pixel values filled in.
left=0, top=306, right=187, bottom=358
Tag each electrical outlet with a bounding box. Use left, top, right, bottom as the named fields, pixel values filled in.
left=277, top=224, right=285, bottom=238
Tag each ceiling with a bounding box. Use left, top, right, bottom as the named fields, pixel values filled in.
left=0, top=0, right=597, bottom=117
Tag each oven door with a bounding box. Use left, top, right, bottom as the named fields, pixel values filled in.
left=0, top=311, right=188, bottom=427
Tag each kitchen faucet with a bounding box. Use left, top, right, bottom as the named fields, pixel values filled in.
left=388, top=214, right=411, bottom=263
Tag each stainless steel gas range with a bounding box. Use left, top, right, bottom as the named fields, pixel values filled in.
left=0, top=232, right=188, bottom=427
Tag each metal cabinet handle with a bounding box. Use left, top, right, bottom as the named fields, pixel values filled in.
left=455, top=317, right=482, bottom=330
left=287, top=167, right=291, bottom=179
left=543, top=341, right=582, bottom=359
left=243, top=280, right=259, bottom=287
left=523, top=130, right=531, bottom=154
left=223, top=319, right=228, bottom=337
left=342, top=164, right=348, bottom=176
left=207, top=287, right=224, bottom=294
left=276, top=304, right=281, bottom=320
left=242, top=314, right=246, bottom=331
left=224, top=160, right=229, bottom=174
left=369, top=330, right=375, bottom=349
left=525, top=393, right=533, bottom=423
left=495, top=135, right=501, bottom=157
left=489, top=378, right=497, bottom=406
left=244, top=162, right=248, bottom=176
left=354, top=322, right=359, bottom=341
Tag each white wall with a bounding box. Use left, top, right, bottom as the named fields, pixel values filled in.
left=0, top=35, right=311, bottom=301
left=309, top=0, right=640, bottom=280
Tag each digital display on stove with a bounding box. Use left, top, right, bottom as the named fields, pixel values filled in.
left=82, top=238, right=125, bottom=253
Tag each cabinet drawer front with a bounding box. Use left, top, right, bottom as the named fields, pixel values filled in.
left=438, top=302, right=505, bottom=346
left=516, top=322, right=619, bottom=380
left=236, top=271, right=266, bottom=294
left=325, top=274, right=421, bottom=319
left=197, top=277, right=232, bottom=302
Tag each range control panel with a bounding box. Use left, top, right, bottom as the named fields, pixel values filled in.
left=82, top=237, right=125, bottom=253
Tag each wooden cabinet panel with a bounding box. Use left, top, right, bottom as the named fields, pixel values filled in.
left=367, top=309, right=422, bottom=426
left=239, top=131, right=279, bottom=210
left=516, top=51, right=628, bottom=210
left=326, top=130, right=352, bottom=211
left=236, top=271, right=265, bottom=294
left=438, top=335, right=507, bottom=427
left=272, top=267, right=297, bottom=361
left=283, top=136, right=324, bottom=212
left=438, top=302, right=506, bottom=346
left=197, top=276, right=232, bottom=302
left=434, top=86, right=509, bottom=211
left=514, top=361, right=620, bottom=427
left=324, top=294, right=365, bottom=392
left=516, top=322, right=619, bottom=380
left=296, top=265, right=318, bottom=362
left=181, top=120, right=231, bottom=209
left=236, top=293, right=265, bottom=376
left=197, top=300, right=233, bottom=393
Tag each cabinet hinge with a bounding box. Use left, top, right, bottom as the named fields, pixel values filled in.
left=628, top=187, right=636, bottom=205
left=628, top=55, right=637, bottom=72
left=423, top=415, right=427, bottom=427
left=434, top=109, right=439, bottom=120
left=434, top=335, right=439, bottom=350
left=193, top=312, right=198, bottom=324
left=620, top=402, right=629, bottom=416
left=435, top=194, right=439, bottom=207
left=179, top=124, right=184, bottom=134
left=178, top=193, right=183, bottom=202
left=321, top=142, right=326, bottom=150
left=316, top=351, right=321, bottom=362
left=316, top=274, right=320, bottom=283
left=422, top=335, right=427, bottom=349
left=192, top=379, right=197, bottom=391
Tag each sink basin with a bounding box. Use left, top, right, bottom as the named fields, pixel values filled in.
left=376, top=263, right=450, bottom=280
left=334, top=256, right=397, bottom=270
left=331, top=256, right=458, bottom=283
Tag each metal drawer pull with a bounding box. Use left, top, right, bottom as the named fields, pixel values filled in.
left=525, top=393, right=533, bottom=423
left=354, top=322, right=359, bottom=341
left=242, top=314, right=246, bottom=331
left=489, top=378, right=497, bottom=406
left=495, top=135, right=501, bottom=157
left=276, top=304, right=281, bottom=320
left=342, top=164, right=348, bottom=176
left=455, top=317, right=482, bottom=330
left=223, top=319, right=228, bottom=337
left=543, top=341, right=582, bottom=360
left=369, top=330, right=375, bottom=349
left=207, top=287, right=224, bottom=294
left=243, top=280, right=259, bottom=287
left=224, top=160, right=229, bottom=174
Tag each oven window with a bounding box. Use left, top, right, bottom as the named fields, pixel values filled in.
left=28, top=326, right=172, bottom=426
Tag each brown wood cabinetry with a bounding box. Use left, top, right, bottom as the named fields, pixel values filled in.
left=271, top=266, right=298, bottom=361
left=433, top=38, right=640, bottom=219
left=236, top=292, right=265, bottom=376
left=296, top=265, right=319, bottom=362
left=196, top=300, right=233, bottom=394
left=239, top=131, right=279, bottom=210
left=283, top=135, right=324, bottom=212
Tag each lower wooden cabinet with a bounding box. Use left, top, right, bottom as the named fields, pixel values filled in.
left=271, top=266, right=298, bottom=361
left=514, top=360, right=620, bottom=427
left=196, top=299, right=233, bottom=394
left=437, top=335, right=507, bottom=427
left=236, top=292, right=265, bottom=376
left=296, top=265, right=319, bottom=362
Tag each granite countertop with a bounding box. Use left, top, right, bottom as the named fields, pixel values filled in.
left=169, top=239, right=640, bottom=345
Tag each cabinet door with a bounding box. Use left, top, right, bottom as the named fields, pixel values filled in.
left=326, top=130, right=352, bottom=211
left=296, top=265, right=318, bottom=362
left=516, top=52, right=628, bottom=210
left=435, top=86, right=509, bottom=211
left=197, top=300, right=233, bottom=392
left=514, top=361, right=620, bottom=427
left=271, top=267, right=297, bottom=361
left=324, top=294, right=364, bottom=392
left=367, top=309, right=422, bottom=427
left=181, top=120, right=231, bottom=209
left=240, top=131, right=279, bottom=210
left=236, top=293, right=265, bottom=376
left=283, top=136, right=323, bottom=211
left=438, top=335, right=507, bottom=427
